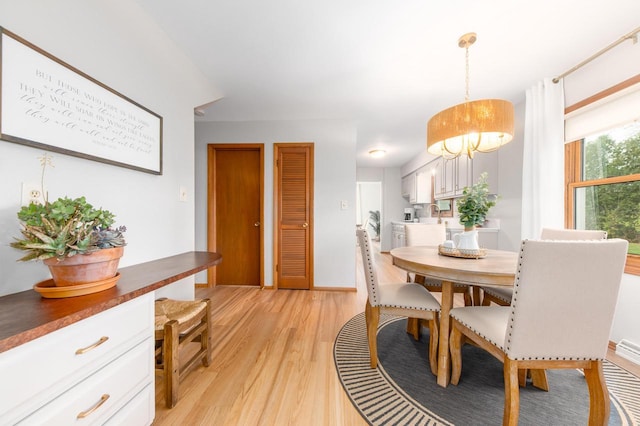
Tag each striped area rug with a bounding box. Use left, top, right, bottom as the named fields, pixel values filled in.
left=334, top=313, right=640, bottom=426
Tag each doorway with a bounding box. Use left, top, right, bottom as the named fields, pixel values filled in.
left=357, top=181, right=382, bottom=249
left=274, top=143, right=314, bottom=289
left=207, top=144, right=264, bottom=286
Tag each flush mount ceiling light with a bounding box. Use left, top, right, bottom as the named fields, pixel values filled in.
left=427, top=33, right=514, bottom=159
left=369, top=149, right=386, bottom=158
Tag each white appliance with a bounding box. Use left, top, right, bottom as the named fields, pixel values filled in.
left=403, top=207, right=415, bottom=222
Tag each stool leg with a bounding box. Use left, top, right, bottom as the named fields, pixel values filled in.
left=164, top=320, right=180, bottom=408
left=202, top=299, right=212, bottom=367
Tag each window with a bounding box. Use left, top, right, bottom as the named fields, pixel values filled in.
left=565, top=94, right=640, bottom=275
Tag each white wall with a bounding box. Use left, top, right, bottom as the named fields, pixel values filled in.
left=493, top=100, right=526, bottom=252
left=0, top=1, right=220, bottom=298
left=194, top=119, right=357, bottom=289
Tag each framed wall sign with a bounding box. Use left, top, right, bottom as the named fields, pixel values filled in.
left=0, top=27, right=163, bottom=174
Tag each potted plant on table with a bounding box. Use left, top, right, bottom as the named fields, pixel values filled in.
left=11, top=196, right=127, bottom=287
left=457, top=172, right=497, bottom=231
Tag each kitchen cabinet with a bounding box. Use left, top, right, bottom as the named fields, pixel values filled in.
left=402, top=166, right=431, bottom=204
left=0, top=294, right=155, bottom=425
left=392, top=223, right=407, bottom=249
left=433, top=152, right=497, bottom=200
left=434, top=156, right=470, bottom=199
left=401, top=173, right=416, bottom=201
left=414, top=165, right=432, bottom=204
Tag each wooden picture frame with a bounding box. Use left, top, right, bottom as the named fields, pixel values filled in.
left=0, top=28, right=163, bottom=174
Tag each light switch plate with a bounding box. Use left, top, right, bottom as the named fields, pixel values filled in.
left=179, top=186, right=188, bottom=202
left=340, top=200, right=348, bottom=210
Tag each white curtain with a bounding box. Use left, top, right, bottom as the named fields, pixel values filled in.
left=521, top=78, right=565, bottom=239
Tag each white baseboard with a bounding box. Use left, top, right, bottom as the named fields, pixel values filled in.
left=616, top=339, right=640, bottom=365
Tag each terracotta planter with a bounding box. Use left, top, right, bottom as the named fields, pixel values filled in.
left=43, top=246, right=124, bottom=287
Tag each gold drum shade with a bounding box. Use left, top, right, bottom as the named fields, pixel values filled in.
left=427, top=98, right=514, bottom=158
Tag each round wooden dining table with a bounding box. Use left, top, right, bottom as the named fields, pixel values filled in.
left=390, top=245, right=518, bottom=387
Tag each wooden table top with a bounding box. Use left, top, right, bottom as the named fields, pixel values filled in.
left=390, top=245, right=518, bottom=287
left=0, top=251, right=222, bottom=354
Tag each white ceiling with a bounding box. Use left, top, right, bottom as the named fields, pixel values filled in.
left=132, top=0, right=640, bottom=168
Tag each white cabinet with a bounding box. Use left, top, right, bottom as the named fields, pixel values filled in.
left=402, top=167, right=431, bottom=204
left=434, top=153, right=497, bottom=200
left=401, top=173, right=416, bottom=202
left=455, top=156, right=472, bottom=195
left=434, top=157, right=469, bottom=199
left=414, top=166, right=432, bottom=204
left=0, top=294, right=155, bottom=425
left=392, top=223, right=406, bottom=249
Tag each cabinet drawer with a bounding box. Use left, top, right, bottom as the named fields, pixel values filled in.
left=0, top=294, right=153, bottom=423
left=19, top=339, right=153, bottom=425
left=104, top=384, right=154, bottom=426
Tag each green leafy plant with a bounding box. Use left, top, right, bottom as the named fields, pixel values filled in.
left=368, top=210, right=381, bottom=239
left=11, top=196, right=126, bottom=261
left=457, top=172, right=497, bottom=229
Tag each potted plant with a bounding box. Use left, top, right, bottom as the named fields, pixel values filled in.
left=11, top=196, right=126, bottom=287
left=368, top=210, right=381, bottom=241
left=457, top=172, right=497, bottom=231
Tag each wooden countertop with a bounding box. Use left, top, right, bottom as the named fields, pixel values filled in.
left=0, top=251, right=222, bottom=354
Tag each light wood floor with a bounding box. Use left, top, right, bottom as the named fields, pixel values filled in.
left=153, top=244, right=640, bottom=425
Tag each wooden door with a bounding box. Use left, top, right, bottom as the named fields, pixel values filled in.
left=207, top=144, right=263, bottom=286
left=274, top=143, right=314, bottom=290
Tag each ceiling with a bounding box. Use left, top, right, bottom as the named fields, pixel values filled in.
left=132, top=0, right=640, bottom=168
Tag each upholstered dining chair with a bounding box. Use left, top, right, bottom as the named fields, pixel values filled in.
left=449, top=238, right=628, bottom=425
left=356, top=228, right=441, bottom=375
left=481, top=228, right=608, bottom=307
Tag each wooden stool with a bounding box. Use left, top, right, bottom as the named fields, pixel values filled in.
left=154, top=298, right=212, bottom=408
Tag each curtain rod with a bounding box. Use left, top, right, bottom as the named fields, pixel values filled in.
left=552, top=26, right=640, bottom=84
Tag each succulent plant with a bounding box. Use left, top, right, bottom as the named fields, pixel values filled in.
left=11, top=196, right=126, bottom=261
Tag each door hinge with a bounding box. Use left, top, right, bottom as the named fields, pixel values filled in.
left=275, top=264, right=278, bottom=272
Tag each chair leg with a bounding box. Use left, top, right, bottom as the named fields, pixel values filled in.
left=164, top=320, right=180, bottom=408
left=503, top=358, right=520, bottom=426
left=481, top=293, right=492, bottom=306
left=427, top=317, right=439, bottom=376
left=365, top=301, right=380, bottom=368
left=472, top=286, right=482, bottom=306
left=518, top=369, right=527, bottom=387
left=463, top=287, right=473, bottom=306
left=530, top=369, right=549, bottom=391
left=406, top=317, right=420, bottom=340
left=584, top=360, right=609, bottom=426
left=449, top=322, right=463, bottom=385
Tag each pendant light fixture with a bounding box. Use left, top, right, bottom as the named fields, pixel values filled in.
left=427, top=33, right=514, bottom=159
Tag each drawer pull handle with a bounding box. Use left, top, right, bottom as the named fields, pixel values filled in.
left=75, top=336, right=109, bottom=355
left=77, top=394, right=110, bottom=419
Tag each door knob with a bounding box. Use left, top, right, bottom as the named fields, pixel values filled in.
left=302, top=223, right=308, bottom=228
left=254, top=222, right=260, bottom=227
